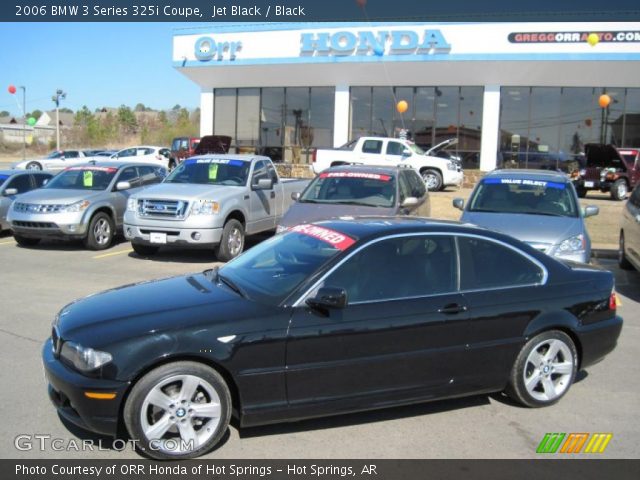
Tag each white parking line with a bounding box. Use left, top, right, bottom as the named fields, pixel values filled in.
left=92, top=248, right=133, bottom=259
left=0, top=240, right=15, bottom=245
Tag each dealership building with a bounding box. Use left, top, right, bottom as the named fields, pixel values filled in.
left=173, top=22, right=640, bottom=170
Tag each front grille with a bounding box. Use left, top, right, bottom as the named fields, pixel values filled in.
left=13, top=221, right=57, bottom=229
left=138, top=199, right=189, bottom=219
left=14, top=202, right=65, bottom=213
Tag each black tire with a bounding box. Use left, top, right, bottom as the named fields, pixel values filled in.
left=506, top=330, right=578, bottom=408
left=83, top=212, right=114, bottom=250
left=215, top=219, right=244, bottom=262
left=123, top=361, right=232, bottom=460
left=421, top=169, right=443, bottom=191
left=619, top=231, right=634, bottom=270
left=25, top=161, right=42, bottom=171
left=576, top=186, right=587, bottom=198
left=14, top=234, right=40, bottom=247
left=610, top=179, right=628, bottom=201
left=132, top=242, right=160, bottom=256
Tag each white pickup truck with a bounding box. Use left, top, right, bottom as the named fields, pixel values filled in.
left=312, top=137, right=463, bottom=191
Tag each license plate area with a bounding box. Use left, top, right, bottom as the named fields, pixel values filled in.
left=584, top=181, right=594, bottom=188
left=149, top=232, right=167, bottom=244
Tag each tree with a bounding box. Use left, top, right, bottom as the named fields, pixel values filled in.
left=134, top=103, right=147, bottom=112
left=157, top=110, right=168, bottom=126
left=30, top=109, right=42, bottom=120
left=0, top=111, right=10, bottom=117
left=176, top=108, right=190, bottom=127
left=59, top=107, right=73, bottom=114
left=117, top=104, right=138, bottom=134
left=172, top=104, right=181, bottom=111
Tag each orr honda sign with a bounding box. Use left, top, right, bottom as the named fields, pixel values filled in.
left=300, top=30, right=452, bottom=56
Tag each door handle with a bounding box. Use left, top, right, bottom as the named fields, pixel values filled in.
left=438, top=303, right=468, bottom=314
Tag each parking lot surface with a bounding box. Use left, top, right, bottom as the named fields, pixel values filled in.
left=0, top=227, right=638, bottom=460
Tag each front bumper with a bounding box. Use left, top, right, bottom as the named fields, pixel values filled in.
left=42, top=339, right=127, bottom=437
left=444, top=169, right=464, bottom=187
left=573, top=178, right=610, bottom=192
left=8, top=211, right=87, bottom=239
left=124, top=223, right=223, bottom=248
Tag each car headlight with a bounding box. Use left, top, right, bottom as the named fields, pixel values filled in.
left=62, top=200, right=90, bottom=213
left=191, top=200, right=220, bottom=215
left=126, top=198, right=137, bottom=212
left=554, top=234, right=586, bottom=255
left=447, top=161, right=456, bottom=171
left=60, top=341, right=112, bottom=372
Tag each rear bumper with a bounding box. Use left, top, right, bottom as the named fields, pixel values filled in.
left=42, top=340, right=127, bottom=437
left=577, top=315, right=623, bottom=369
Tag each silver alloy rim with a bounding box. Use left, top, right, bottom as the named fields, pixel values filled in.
left=140, top=374, right=221, bottom=455
left=27, top=163, right=40, bottom=170
left=422, top=173, right=439, bottom=190
left=227, top=227, right=243, bottom=257
left=523, top=338, right=574, bottom=402
left=93, top=218, right=111, bottom=245
left=617, top=182, right=627, bottom=198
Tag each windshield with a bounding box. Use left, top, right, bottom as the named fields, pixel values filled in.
left=300, top=171, right=396, bottom=208
left=165, top=158, right=250, bottom=186
left=219, top=224, right=356, bottom=305
left=408, top=143, right=425, bottom=155
left=44, top=167, right=117, bottom=191
left=468, top=178, right=579, bottom=217
left=46, top=151, right=64, bottom=159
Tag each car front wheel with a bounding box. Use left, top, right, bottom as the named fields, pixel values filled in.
left=611, top=179, right=628, bottom=201
left=506, top=330, right=577, bottom=408
left=123, top=361, right=231, bottom=460
left=84, top=212, right=114, bottom=250
left=421, top=169, right=443, bottom=191
left=26, top=162, right=42, bottom=170
left=216, top=219, right=244, bottom=262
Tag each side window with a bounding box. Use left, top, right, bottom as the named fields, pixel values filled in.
left=405, top=170, right=427, bottom=198
left=362, top=140, right=383, bottom=154
left=386, top=142, right=405, bottom=156
left=64, top=151, right=79, bottom=158
left=6, top=174, right=33, bottom=193
left=457, top=236, right=544, bottom=290
left=138, top=166, right=163, bottom=185
left=118, top=148, right=135, bottom=158
left=398, top=173, right=411, bottom=202
left=180, top=139, right=189, bottom=150
left=323, top=235, right=457, bottom=303
left=117, top=167, right=140, bottom=187
left=252, top=160, right=269, bottom=184
left=265, top=161, right=279, bottom=184
left=33, top=174, right=52, bottom=187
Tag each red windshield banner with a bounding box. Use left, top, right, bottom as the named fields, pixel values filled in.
left=67, top=166, right=117, bottom=173
left=291, top=224, right=356, bottom=251
left=319, top=172, right=391, bottom=181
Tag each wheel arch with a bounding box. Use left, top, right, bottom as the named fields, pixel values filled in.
left=225, top=209, right=246, bottom=228
left=523, top=314, right=583, bottom=369
left=117, top=354, right=242, bottom=436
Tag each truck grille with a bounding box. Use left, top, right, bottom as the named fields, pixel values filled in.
left=138, top=199, right=188, bottom=219
left=14, top=202, right=65, bottom=213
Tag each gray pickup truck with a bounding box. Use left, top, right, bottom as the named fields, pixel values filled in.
left=123, top=155, right=309, bottom=261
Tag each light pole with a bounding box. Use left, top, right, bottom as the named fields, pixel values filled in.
left=20, top=86, right=26, bottom=161
left=52, top=89, right=66, bottom=150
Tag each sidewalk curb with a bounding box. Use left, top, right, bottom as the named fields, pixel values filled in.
left=592, top=248, right=618, bottom=260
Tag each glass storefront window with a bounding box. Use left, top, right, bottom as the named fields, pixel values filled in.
left=309, top=87, right=334, bottom=149
left=350, top=87, right=371, bottom=141
left=413, top=87, right=436, bottom=150
left=623, top=89, right=640, bottom=146
left=371, top=87, right=394, bottom=137
left=284, top=87, right=309, bottom=163
left=213, top=89, right=236, bottom=140
left=459, top=87, right=483, bottom=168
left=529, top=87, right=561, bottom=169
left=236, top=88, right=260, bottom=151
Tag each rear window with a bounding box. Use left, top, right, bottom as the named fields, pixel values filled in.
left=300, top=171, right=396, bottom=208
left=469, top=177, right=578, bottom=217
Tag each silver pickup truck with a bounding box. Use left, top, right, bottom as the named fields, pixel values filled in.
left=123, top=155, right=310, bottom=261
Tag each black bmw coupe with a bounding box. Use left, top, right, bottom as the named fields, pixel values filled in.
left=43, top=217, right=622, bottom=459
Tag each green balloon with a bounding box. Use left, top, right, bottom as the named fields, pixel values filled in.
left=27, top=117, right=36, bottom=126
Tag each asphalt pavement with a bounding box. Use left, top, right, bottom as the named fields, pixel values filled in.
left=0, top=232, right=638, bottom=459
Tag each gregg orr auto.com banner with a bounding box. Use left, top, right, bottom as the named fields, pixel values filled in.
left=508, top=30, right=640, bottom=43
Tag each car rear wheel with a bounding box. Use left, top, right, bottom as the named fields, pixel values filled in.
left=123, top=361, right=231, bottom=460
left=619, top=231, right=634, bottom=270
left=14, top=234, right=40, bottom=247
left=26, top=162, right=42, bottom=170
left=421, top=169, right=443, bottom=191
left=132, top=243, right=159, bottom=256
left=84, top=212, right=114, bottom=250
left=506, top=330, right=577, bottom=408
left=611, top=179, right=628, bottom=201
left=216, top=219, right=244, bottom=262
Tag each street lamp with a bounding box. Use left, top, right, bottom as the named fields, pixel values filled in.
left=51, top=89, right=66, bottom=150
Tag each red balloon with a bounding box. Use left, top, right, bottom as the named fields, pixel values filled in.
left=8, top=85, right=16, bottom=94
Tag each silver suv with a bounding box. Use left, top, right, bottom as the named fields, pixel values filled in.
left=7, top=162, right=166, bottom=250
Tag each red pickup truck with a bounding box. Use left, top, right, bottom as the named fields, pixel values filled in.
left=169, top=135, right=231, bottom=169
left=572, top=144, right=640, bottom=201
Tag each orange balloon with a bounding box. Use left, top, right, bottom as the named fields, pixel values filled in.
left=396, top=100, right=408, bottom=114
left=599, top=94, right=611, bottom=108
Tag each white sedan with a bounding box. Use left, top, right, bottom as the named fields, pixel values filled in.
left=12, top=150, right=97, bottom=171
left=109, top=146, right=171, bottom=169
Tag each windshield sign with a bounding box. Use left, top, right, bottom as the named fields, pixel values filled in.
left=165, top=158, right=249, bottom=186
left=290, top=224, right=356, bottom=251
left=45, top=167, right=117, bottom=191
left=469, top=177, right=578, bottom=217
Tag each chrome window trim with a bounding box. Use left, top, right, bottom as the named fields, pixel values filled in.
left=291, top=231, right=548, bottom=308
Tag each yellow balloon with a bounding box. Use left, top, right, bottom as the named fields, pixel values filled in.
left=396, top=100, right=409, bottom=114
left=587, top=33, right=599, bottom=47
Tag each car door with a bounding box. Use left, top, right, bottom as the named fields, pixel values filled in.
left=286, top=234, right=471, bottom=408
left=399, top=169, right=430, bottom=216
left=385, top=140, right=409, bottom=165
left=455, top=235, right=548, bottom=389
left=248, top=160, right=276, bottom=233
left=111, top=167, right=145, bottom=224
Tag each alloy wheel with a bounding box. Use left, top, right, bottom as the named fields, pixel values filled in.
left=523, top=338, right=574, bottom=402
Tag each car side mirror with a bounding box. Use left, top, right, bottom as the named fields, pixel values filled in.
left=253, top=178, right=273, bottom=190
left=116, top=181, right=131, bottom=191
left=583, top=205, right=599, bottom=218
left=3, top=188, right=18, bottom=196
left=402, top=148, right=412, bottom=157
left=453, top=198, right=465, bottom=210
left=401, top=196, right=419, bottom=208
left=306, top=287, right=347, bottom=310
left=291, top=191, right=301, bottom=201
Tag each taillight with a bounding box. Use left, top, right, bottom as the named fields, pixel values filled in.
left=609, top=291, right=617, bottom=310
left=312, top=149, right=317, bottom=163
